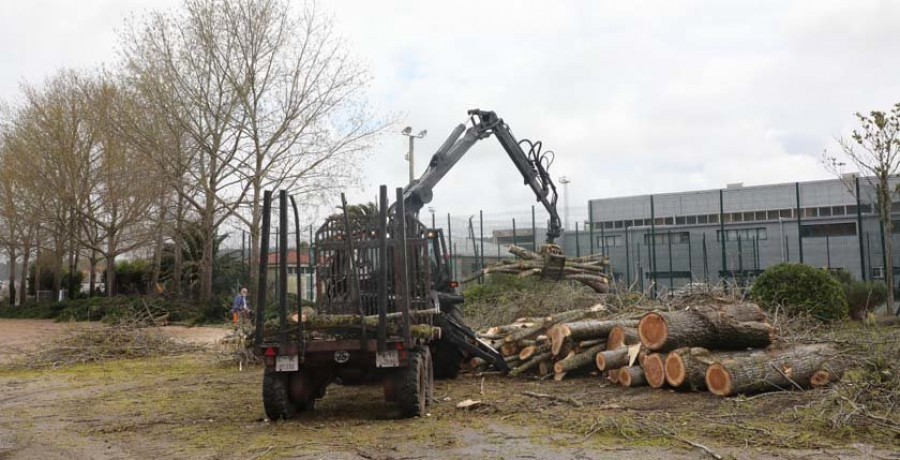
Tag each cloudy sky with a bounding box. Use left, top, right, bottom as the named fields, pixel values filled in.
left=2, top=0, right=899, bottom=223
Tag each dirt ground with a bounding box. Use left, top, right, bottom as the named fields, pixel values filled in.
left=0, top=319, right=897, bottom=460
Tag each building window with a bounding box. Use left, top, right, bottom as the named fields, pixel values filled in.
left=675, top=216, right=685, bottom=225
left=664, top=217, right=674, bottom=225
left=804, top=208, right=818, bottom=218
left=831, top=206, right=845, bottom=216
left=767, top=210, right=780, bottom=220
left=604, top=221, right=614, bottom=229
left=709, top=214, right=719, bottom=224
left=779, top=209, right=793, bottom=218
left=717, top=227, right=768, bottom=242
left=644, top=231, right=691, bottom=245
left=600, top=235, right=622, bottom=248
left=697, top=215, right=708, bottom=224
left=818, top=207, right=832, bottom=217
left=801, top=222, right=856, bottom=237
left=686, top=215, right=697, bottom=225
left=755, top=211, right=766, bottom=221
left=614, top=220, right=624, bottom=229
left=732, top=213, right=743, bottom=222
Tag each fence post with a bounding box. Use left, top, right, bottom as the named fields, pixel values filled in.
left=600, top=219, right=606, bottom=257
left=866, top=231, right=872, bottom=280
left=480, top=210, right=485, bottom=284
left=447, top=213, right=453, bottom=279
left=589, top=204, right=595, bottom=255
left=531, top=205, right=536, bottom=251
left=880, top=218, right=887, bottom=281
left=512, top=218, right=517, bottom=249
left=575, top=222, right=581, bottom=257
left=826, top=234, right=831, bottom=269
left=796, top=182, right=804, bottom=263
left=687, top=232, right=693, bottom=282
left=624, top=224, right=631, bottom=288
left=667, top=230, right=674, bottom=293
left=719, top=189, right=726, bottom=283
left=650, top=195, right=657, bottom=298
left=856, top=176, right=866, bottom=280
left=702, top=233, right=709, bottom=284
left=637, top=242, right=644, bottom=293
left=308, top=224, right=314, bottom=302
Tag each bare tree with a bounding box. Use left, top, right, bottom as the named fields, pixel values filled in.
left=215, top=0, right=379, bottom=305
left=828, top=103, right=900, bottom=315
left=122, top=0, right=252, bottom=303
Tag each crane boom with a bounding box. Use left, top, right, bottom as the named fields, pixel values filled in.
left=402, top=109, right=563, bottom=244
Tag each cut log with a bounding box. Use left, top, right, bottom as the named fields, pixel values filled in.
left=607, top=369, right=620, bottom=384
left=538, top=360, right=552, bottom=377
left=642, top=353, right=667, bottom=388
left=665, top=347, right=713, bottom=390
left=508, top=244, right=541, bottom=260
left=500, top=342, right=520, bottom=357
left=578, top=339, right=605, bottom=349
left=509, top=352, right=552, bottom=377
left=638, top=303, right=772, bottom=351
left=618, top=366, right=647, bottom=387
left=519, top=343, right=551, bottom=361
left=705, top=344, right=837, bottom=396
left=607, top=326, right=639, bottom=350
left=595, top=347, right=630, bottom=372
left=552, top=350, right=576, bottom=380
left=554, top=343, right=605, bottom=374
left=549, top=319, right=639, bottom=356
left=504, top=304, right=606, bottom=344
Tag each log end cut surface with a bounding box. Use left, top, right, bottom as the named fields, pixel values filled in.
left=618, top=367, right=631, bottom=386
left=638, top=313, right=668, bottom=350
left=706, top=363, right=733, bottom=396
left=643, top=353, right=666, bottom=388
left=810, top=369, right=831, bottom=387
left=664, top=352, right=686, bottom=387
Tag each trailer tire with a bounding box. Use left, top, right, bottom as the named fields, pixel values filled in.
left=262, top=370, right=297, bottom=421
left=396, top=349, right=428, bottom=417
left=432, top=305, right=464, bottom=379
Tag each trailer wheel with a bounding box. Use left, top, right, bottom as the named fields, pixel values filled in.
left=433, top=305, right=464, bottom=379
left=262, top=370, right=296, bottom=421
left=263, top=370, right=314, bottom=420
left=396, top=349, right=429, bottom=417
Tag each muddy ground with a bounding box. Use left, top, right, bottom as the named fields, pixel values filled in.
left=0, top=319, right=897, bottom=460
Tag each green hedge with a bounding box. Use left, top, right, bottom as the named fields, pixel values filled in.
left=751, top=263, right=848, bottom=322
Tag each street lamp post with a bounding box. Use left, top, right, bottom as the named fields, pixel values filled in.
left=401, top=126, right=428, bottom=184
left=559, top=176, right=571, bottom=231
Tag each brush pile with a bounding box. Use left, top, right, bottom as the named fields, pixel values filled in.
left=474, top=301, right=845, bottom=396
left=463, top=245, right=611, bottom=293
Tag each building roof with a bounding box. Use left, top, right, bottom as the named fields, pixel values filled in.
left=267, top=250, right=311, bottom=266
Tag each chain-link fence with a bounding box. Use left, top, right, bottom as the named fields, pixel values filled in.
left=219, top=177, right=900, bottom=311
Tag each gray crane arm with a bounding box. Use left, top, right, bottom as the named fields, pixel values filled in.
left=401, top=109, right=563, bottom=244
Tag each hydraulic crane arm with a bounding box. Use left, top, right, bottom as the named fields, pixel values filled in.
left=402, top=109, right=563, bottom=244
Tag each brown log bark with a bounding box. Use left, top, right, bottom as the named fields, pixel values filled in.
left=642, top=353, right=667, bottom=388
left=664, top=347, right=714, bottom=390
left=607, top=326, right=639, bottom=350
left=619, top=366, right=647, bottom=387
left=504, top=304, right=606, bottom=344
left=595, top=347, right=630, bottom=372
left=509, top=352, right=552, bottom=377
left=554, top=343, right=605, bottom=374
left=538, top=359, right=552, bottom=376
left=578, top=339, right=605, bottom=349
left=705, top=344, right=837, bottom=396
left=639, top=303, right=772, bottom=351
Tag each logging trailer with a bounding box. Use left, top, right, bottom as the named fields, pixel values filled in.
left=255, top=109, right=565, bottom=420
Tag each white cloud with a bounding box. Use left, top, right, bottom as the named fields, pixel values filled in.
left=2, top=0, right=899, bottom=222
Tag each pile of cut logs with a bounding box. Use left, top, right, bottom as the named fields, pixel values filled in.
left=462, top=245, right=611, bottom=293
left=475, top=302, right=843, bottom=396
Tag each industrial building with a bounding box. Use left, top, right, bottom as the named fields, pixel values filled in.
left=576, top=176, right=896, bottom=294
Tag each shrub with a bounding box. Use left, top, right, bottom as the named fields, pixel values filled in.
left=751, top=263, right=848, bottom=322
left=844, top=280, right=887, bottom=320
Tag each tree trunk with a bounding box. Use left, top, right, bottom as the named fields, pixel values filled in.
left=595, top=346, right=630, bottom=372
left=200, top=186, right=215, bottom=304
left=878, top=173, right=896, bottom=315
left=19, top=242, right=30, bottom=305
left=549, top=319, right=638, bottom=355
left=106, top=253, right=116, bottom=297
left=172, top=194, right=185, bottom=296
left=149, top=199, right=167, bottom=293
left=553, top=343, right=605, bottom=374
left=705, top=344, right=837, bottom=396
left=89, top=253, right=97, bottom=298
left=618, top=366, right=647, bottom=387
left=642, top=353, right=667, bottom=388
left=249, top=179, right=261, bottom=311
left=7, top=246, right=16, bottom=306
left=638, top=303, right=772, bottom=351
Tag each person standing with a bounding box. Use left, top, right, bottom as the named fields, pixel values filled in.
left=232, top=287, right=251, bottom=326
